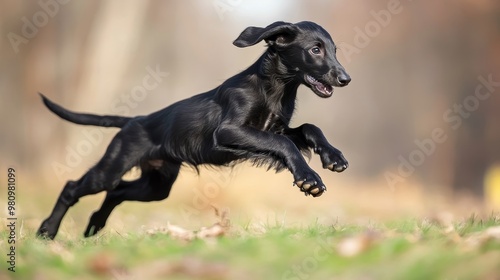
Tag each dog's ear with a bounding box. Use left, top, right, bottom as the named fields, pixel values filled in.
left=233, top=21, right=298, bottom=48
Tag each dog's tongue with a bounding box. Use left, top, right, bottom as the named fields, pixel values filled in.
left=316, top=83, right=332, bottom=95
left=315, top=82, right=333, bottom=96
left=306, top=75, right=333, bottom=96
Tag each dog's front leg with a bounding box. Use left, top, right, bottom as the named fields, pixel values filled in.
left=215, top=125, right=326, bottom=197
left=285, top=123, right=348, bottom=173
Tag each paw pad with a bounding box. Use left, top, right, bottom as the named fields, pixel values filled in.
left=293, top=180, right=326, bottom=197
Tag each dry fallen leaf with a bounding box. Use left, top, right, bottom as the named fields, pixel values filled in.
left=464, top=226, right=500, bottom=249
left=196, top=206, right=230, bottom=239
left=337, top=231, right=379, bottom=257
left=485, top=226, right=500, bottom=239
left=165, top=223, right=196, bottom=241
left=147, top=206, right=230, bottom=241
left=88, top=253, right=116, bottom=275
left=212, top=205, right=231, bottom=228
left=197, top=223, right=226, bottom=239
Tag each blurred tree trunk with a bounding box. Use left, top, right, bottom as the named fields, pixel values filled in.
left=450, top=3, right=500, bottom=195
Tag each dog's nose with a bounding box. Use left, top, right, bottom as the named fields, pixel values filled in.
left=337, top=74, right=351, bottom=87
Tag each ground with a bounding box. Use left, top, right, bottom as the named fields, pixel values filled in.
left=1, top=164, right=499, bottom=279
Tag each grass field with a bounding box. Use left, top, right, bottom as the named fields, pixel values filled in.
left=1, top=213, right=499, bottom=280
left=1, top=166, right=500, bottom=279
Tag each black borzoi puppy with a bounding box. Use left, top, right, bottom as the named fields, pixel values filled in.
left=37, top=21, right=351, bottom=239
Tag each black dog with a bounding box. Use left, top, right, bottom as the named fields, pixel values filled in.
left=37, top=21, right=351, bottom=239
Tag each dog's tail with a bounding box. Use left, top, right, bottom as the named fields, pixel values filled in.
left=39, top=93, right=131, bottom=128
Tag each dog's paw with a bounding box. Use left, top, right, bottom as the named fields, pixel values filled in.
left=320, top=147, right=348, bottom=173
left=36, top=219, right=57, bottom=240
left=293, top=172, right=326, bottom=197
left=84, top=212, right=106, bottom=237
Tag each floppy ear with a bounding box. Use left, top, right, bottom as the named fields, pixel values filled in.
left=233, top=21, right=298, bottom=48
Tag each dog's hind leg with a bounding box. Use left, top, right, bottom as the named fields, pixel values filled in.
left=84, top=162, right=180, bottom=237
left=37, top=122, right=153, bottom=239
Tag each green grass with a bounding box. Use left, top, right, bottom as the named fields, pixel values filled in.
left=1, top=215, right=499, bottom=280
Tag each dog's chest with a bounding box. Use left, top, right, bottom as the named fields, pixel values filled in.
left=246, top=89, right=296, bottom=132
left=262, top=112, right=280, bottom=131
left=257, top=98, right=295, bottom=132
left=251, top=107, right=289, bottom=133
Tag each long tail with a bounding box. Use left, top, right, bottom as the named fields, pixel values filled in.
left=39, top=93, right=131, bottom=128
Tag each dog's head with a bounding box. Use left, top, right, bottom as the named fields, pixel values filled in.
left=234, top=21, right=351, bottom=98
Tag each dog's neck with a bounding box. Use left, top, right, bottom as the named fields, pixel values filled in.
left=256, top=50, right=300, bottom=125
left=228, top=50, right=300, bottom=125
left=253, top=50, right=300, bottom=101
left=259, top=50, right=299, bottom=87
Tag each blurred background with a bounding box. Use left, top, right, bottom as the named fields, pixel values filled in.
left=1, top=0, right=499, bottom=233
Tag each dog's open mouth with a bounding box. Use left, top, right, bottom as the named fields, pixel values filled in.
left=304, top=75, right=334, bottom=98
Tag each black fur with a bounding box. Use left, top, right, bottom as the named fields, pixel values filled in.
left=37, top=21, right=351, bottom=239
left=41, top=95, right=131, bottom=128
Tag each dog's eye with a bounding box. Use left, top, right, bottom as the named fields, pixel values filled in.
left=310, top=46, right=322, bottom=55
